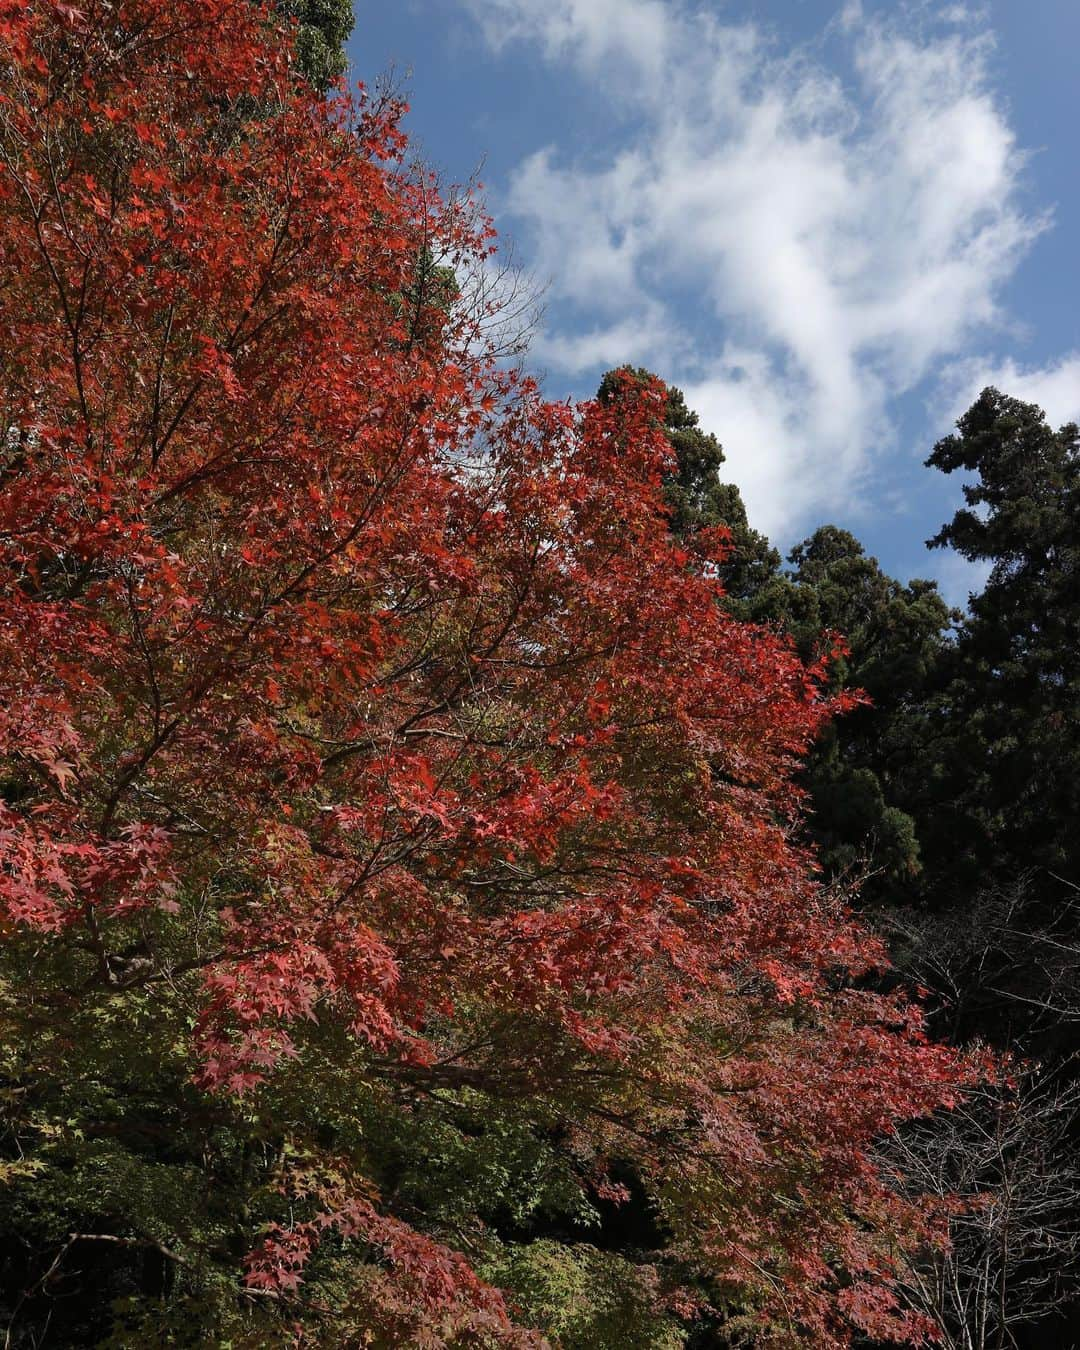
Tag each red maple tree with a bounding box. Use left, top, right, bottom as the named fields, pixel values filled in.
left=0, top=2, right=978, bottom=1344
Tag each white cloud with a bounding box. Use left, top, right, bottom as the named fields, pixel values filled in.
left=940, top=353, right=1080, bottom=428
left=530, top=309, right=687, bottom=379
left=459, top=0, right=675, bottom=89
left=460, top=0, right=1048, bottom=542
left=676, top=349, right=895, bottom=540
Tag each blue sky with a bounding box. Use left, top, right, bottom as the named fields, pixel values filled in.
left=346, top=1, right=1080, bottom=602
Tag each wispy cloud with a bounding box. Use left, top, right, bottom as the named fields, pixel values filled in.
left=460, top=0, right=677, bottom=90
left=460, top=0, right=1046, bottom=542
left=940, top=353, right=1080, bottom=429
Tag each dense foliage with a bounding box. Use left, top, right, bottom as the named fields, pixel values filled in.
left=281, top=0, right=353, bottom=92
left=920, top=389, right=1080, bottom=897
left=599, top=366, right=1080, bottom=1344
left=0, top=3, right=982, bottom=1348
left=596, top=370, right=956, bottom=897
left=778, top=528, right=954, bottom=896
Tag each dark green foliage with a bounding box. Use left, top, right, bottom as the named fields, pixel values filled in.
left=781, top=526, right=954, bottom=892
left=0, top=951, right=522, bottom=1344
left=398, top=245, right=462, bottom=348
left=278, top=0, right=353, bottom=93
left=0, top=936, right=277, bottom=1347
left=597, top=369, right=784, bottom=619
left=919, top=388, right=1080, bottom=893
left=484, top=1242, right=686, bottom=1349
left=0, top=927, right=682, bottom=1346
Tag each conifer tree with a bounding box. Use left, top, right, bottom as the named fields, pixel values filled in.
left=920, top=388, right=1080, bottom=894
left=596, top=368, right=785, bottom=620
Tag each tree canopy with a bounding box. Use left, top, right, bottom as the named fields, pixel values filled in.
left=597, top=370, right=958, bottom=896
left=919, top=388, right=1080, bottom=894
left=780, top=526, right=955, bottom=893
left=0, top=3, right=979, bottom=1347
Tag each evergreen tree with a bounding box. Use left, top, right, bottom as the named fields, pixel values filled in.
left=920, top=388, right=1080, bottom=894
left=280, top=0, right=353, bottom=93
left=782, top=527, right=954, bottom=893
left=596, top=369, right=785, bottom=620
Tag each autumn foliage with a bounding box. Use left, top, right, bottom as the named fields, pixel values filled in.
left=0, top=2, right=977, bottom=1345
